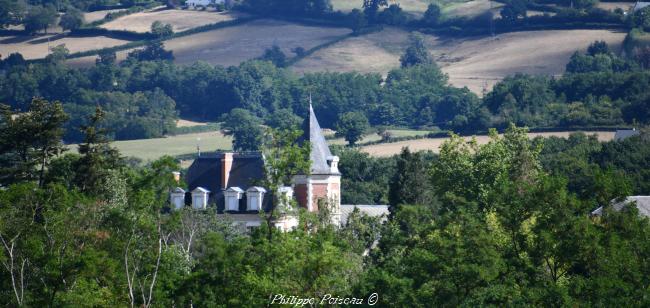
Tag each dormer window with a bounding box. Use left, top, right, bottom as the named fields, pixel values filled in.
left=327, top=155, right=340, bottom=173
left=224, top=187, right=244, bottom=211
left=246, top=187, right=267, bottom=211
left=170, top=187, right=186, bottom=210
left=191, top=187, right=210, bottom=210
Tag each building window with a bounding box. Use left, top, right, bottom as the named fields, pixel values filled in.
left=224, top=187, right=244, bottom=212
left=246, top=187, right=267, bottom=211
left=170, top=187, right=186, bottom=210
left=191, top=187, right=210, bottom=210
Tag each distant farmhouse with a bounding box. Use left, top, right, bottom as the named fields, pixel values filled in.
left=591, top=196, right=650, bottom=218
left=614, top=128, right=641, bottom=141
left=170, top=102, right=388, bottom=231
left=185, top=0, right=224, bottom=8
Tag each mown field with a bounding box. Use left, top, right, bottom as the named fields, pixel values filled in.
left=100, top=9, right=244, bottom=32
left=66, top=131, right=233, bottom=163
left=67, top=19, right=352, bottom=67
left=361, top=131, right=617, bottom=156
left=70, top=128, right=430, bottom=163
left=292, top=28, right=626, bottom=94
left=85, top=128, right=619, bottom=162
left=0, top=34, right=130, bottom=60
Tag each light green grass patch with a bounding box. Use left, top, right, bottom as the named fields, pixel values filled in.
left=67, top=130, right=232, bottom=162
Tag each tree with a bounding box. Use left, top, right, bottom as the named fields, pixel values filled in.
left=500, top=0, right=527, bottom=23
left=151, top=20, right=173, bottom=37
left=46, top=44, right=69, bottom=63
left=335, top=111, right=369, bottom=146
left=349, top=8, right=367, bottom=34
left=422, top=3, right=441, bottom=26
left=399, top=33, right=433, bottom=68
left=74, top=106, right=122, bottom=195
left=24, top=5, right=57, bottom=34
left=261, top=128, right=310, bottom=240
left=221, top=108, right=264, bottom=151
left=0, top=0, right=25, bottom=29
left=261, top=45, right=287, bottom=67
left=379, top=4, right=406, bottom=25
left=59, top=7, right=84, bottom=31
left=388, top=148, right=435, bottom=212
left=0, top=99, right=68, bottom=187
left=363, top=0, right=388, bottom=22
left=127, top=42, right=174, bottom=62
left=265, top=108, right=302, bottom=130
left=587, top=40, right=610, bottom=56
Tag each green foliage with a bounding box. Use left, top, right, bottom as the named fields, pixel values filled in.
left=630, top=6, right=650, bottom=31
left=500, top=0, right=527, bottom=23
left=265, top=108, right=303, bottom=131
left=127, top=41, right=174, bottom=62
left=335, top=111, right=370, bottom=146
left=422, top=3, right=441, bottom=26
left=24, top=5, right=57, bottom=34
left=378, top=4, right=406, bottom=26
left=0, top=0, right=25, bottom=28
left=74, top=106, right=123, bottom=195
left=349, top=8, right=367, bottom=33
left=260, top=45, right=287, bottom=67
left=336, top=148, right=394, bottom=204
left=59, top=7, right=84, bottom=31
left=151, top=20, right=173, bottom=37
left=388, top=148, right=436, bottom=211
left=242, top=0, right=332, bottom=17
left=0, top=98, right=68, bottom=187
left=221, top=108, right=264, bottom=151
left=399, top=32, right=433, bottom=68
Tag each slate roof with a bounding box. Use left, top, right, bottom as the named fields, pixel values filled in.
left=614, top=129, right=640, bottom=141
left=340, top=204, right=390, bottom=225
left=302, top=101, right=339, bottom=175
left=591, top=196, right=650, bottom=217
left=184, top=152, right=271, bottom=213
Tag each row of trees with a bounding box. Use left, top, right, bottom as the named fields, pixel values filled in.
left=1, top=39, right=649, bottom=143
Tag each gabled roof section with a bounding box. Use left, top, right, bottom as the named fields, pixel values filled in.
left=226, top=187, right=244, bottom=193
left=172, top=187, right=186, bottom=194
left=185, top=152, right=265, bottom=193
left=614, top=129, right=640, bottom=141
left=303, top=100, right=337, bottom=175
left=192, top=187, right=210, bottom=193
left=591, top=196, right=650, bottom=217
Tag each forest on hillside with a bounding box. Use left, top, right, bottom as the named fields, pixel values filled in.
left=0, top=38, right=649, bottom=145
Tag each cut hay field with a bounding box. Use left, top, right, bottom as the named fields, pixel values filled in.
left=67, top=19, right=351, bottom=68
left=0, top=34, right=130, bottom=60
left=292, top=28, right=626, bottom=94
left=100, top=9, right=244, bottom=33
left=159, top=19, right=351, bottom=66
left=361, top=131, right=616, bottom=157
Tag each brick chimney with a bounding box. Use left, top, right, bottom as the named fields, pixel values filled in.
left=171, top=171, right=181, bottom=183
left=221, top=153, right=234, bottom=189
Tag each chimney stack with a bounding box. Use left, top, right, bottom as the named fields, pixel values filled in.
left=221, top=153, right=234, bottom=189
